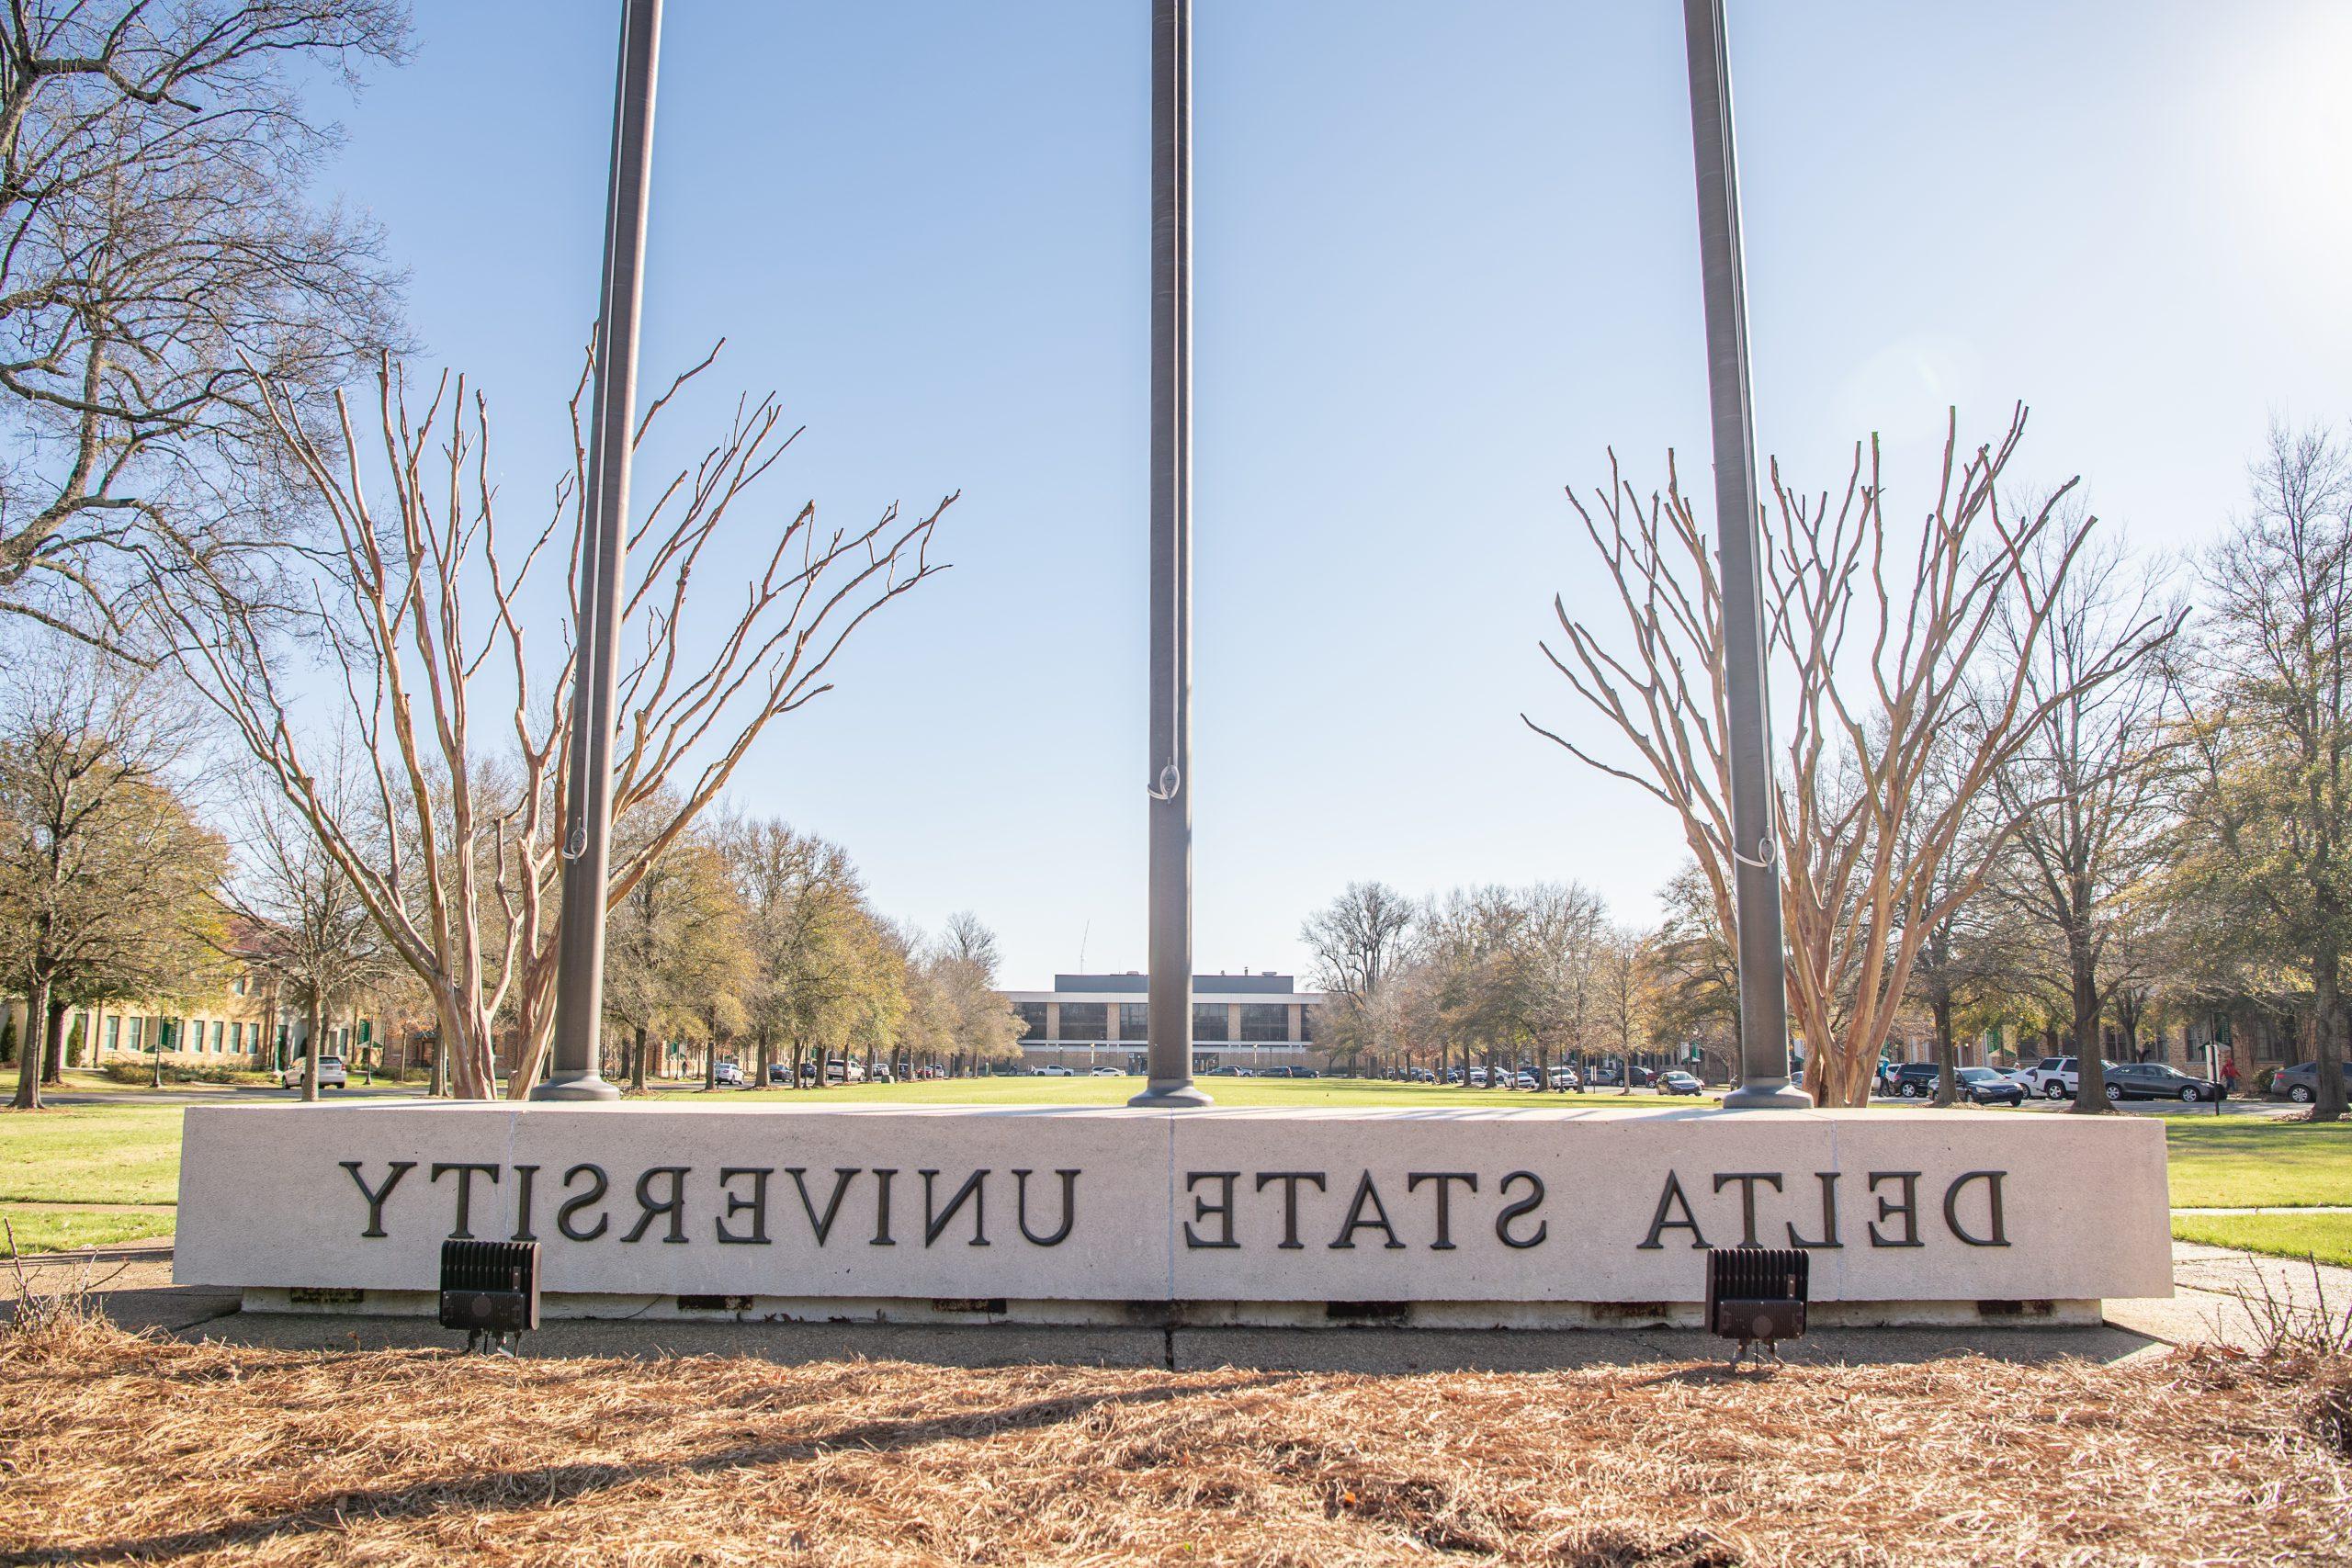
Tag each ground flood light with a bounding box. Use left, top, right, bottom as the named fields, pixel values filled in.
left=1705, top=1247, right=1809, bottom=1368
left=439, top=1239, right=540, bottom=1354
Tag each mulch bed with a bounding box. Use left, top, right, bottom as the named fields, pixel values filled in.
left=2, top=1322, right=2346, bottom=1566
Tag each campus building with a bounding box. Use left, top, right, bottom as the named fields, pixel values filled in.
left=1, top=950, right=383, bottom=1077
left=1003, top=972, right=1327, bottom=1074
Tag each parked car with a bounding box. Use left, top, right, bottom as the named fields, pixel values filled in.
left=2102, top=1061, right=2218, bottom=1103
left=279, top=1055, right=346, bottom=1089
left=1208, top=1065, right=1250, bottom=1077
left=1548, top=1066, right=1581, bottom=1090
left=2268, top=1060, right=2351, bottom=1104
left=767, top=1063, right=793, bottom=1086
left=1658, top=1070, right=1704, bottom=1096
left=712, top=1061, right=746, bottom=1088
left=1886, top=1062, right=1944, bottom=1099
left=1035, top=1065, right=1075, bottom=1077
left=1512, top=1070, right=1540, bottom=1089
left=1408, top=1067, right=1436, bottom=1083
left=2016, top=1056, right=2083, bottom=1100
left=1090, top=1064, right=1123, bottom=1077
left=1951, top=1066, right=2026, bottom=1106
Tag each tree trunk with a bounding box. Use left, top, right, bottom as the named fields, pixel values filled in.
left=1930, top=1001, right=1959, bottom=1108
left=2313, top=941, right=2346, bottom=1122
left=2067, top=933, right=2108, bottom=1114
left=40, top=998, right=67, bottom=1085
left=302, top=992, right=323, bottom=1103
left=11, top=976, right=51, bottom=1110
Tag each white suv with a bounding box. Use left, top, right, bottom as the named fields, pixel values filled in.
left=2016, top=1056, right=2080, bottom=1100
left=281, top=1055, right=347, bottom=1089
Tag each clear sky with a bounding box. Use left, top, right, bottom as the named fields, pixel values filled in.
left=315, top=1, right=2352, bottom=988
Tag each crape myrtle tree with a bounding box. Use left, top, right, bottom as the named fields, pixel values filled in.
left=2175, top=422, right=2352, bottom=1122
left=0, top=1, right=407, bottom=645
left=155, top=352, right=951, bottom=1099
left=1530, top=409, right=2171, bottom=1105
left=0, top=643, right=225, bottom=1109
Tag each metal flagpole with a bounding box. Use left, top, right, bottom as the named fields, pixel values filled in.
left=535, top=0, right=663, bottom=1102
left=1133, top=0, right=1209, bottom=1108
left=1681, top=0, right=1806, bottom=1109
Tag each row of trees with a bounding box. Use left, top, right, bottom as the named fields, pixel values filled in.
left=602, top=818, right=1023, bottom=1089
left=1302, top=880, right=1652, bottom=1087
left=0, top=635, right=1023, bottom=1107
left=1527, top=412, right=2351, bottom=1120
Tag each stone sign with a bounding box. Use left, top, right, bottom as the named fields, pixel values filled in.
left=175, top=1101, right=2172, bottom=1325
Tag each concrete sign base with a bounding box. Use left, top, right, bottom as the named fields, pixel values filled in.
left=175, top=1101, right=2171, bottom=1327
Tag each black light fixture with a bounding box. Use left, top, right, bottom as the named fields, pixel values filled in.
left=1705, top=1247, right=1809, bottom=1368
left=439, top=1238, right=540, bottom=1354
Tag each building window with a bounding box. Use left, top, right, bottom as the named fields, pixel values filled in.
left=1120, top=1002, right=1149, bottom=1038
left=1192, top=1004, right=1228, bottom=1043
left=1239, top=1004, right=1289, bottom=1043
left=106, top=1016, right=120, bottom=1054
left=229, top=1021, right=243, bottom=1053
left=1300, top=1006, right=1318, bottom=1043
left=1016, top=1002, right=1048, bottom=1042
left=127, top=1017, right=143, bottom=1051
left=1058, top=1003, right=1107, bottom=1042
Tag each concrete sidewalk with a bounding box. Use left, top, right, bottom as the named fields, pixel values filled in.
left=6, top=1235, right=2339, bottom=1371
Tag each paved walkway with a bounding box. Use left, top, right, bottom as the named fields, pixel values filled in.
left=2105, top=1242, right=2351, bottom=1351
left=8, top=1235, right=2343, bottom=1371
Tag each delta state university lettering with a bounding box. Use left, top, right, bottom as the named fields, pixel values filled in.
left=337, top=1158, right=2012, bottom=1258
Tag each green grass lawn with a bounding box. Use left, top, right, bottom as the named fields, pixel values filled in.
left=2171, top=1211, right=2352, bottom=1269
left=0, top=1206, right=175, bottom=1258
left=0, top=1105, right=184, bottom=1205
left=2163, top=1117, right=2352, bottom=1208
left=646, top=1077, right=1692, bottom=1110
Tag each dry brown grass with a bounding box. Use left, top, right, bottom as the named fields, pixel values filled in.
left=3, top=1323, right=2348, bottom=1567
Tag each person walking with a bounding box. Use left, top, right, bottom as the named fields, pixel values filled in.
left=2220, top=1055, right=2239, bottom=1099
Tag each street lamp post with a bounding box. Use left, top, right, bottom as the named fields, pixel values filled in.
left=537, top=0, right=663, bottom=1102
left=1680, top=0, right=1808, bottom=1110
left=1134, top=0, right=1210, bottom=1108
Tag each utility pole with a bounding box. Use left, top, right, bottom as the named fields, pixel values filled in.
left=1133, top=0, right=1209, bottom=1108
left=537, top=0, right=662, bottom=1102
left=1681, top=0, right=1807, bottom=1109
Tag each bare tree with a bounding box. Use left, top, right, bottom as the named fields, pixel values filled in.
left=0, top=1, right=408, bottom=644
left=1531, top=410, right=2172, bottom=1104
left=220, top=779, right=391, bottom=1101
left=1300, top=881, right=1419, bottom=1074
left=1987, top=529, right=2184, bottom=1113
left=154, top=352, right=951, bottom=1098
left=940, top=908, right=1001, bottom=981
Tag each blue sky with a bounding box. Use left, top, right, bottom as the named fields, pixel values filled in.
left=316, top=1, right=2352, bottom=987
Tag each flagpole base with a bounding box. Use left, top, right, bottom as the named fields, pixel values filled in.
left=1128, top=1081, right=1214, bottom=1109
